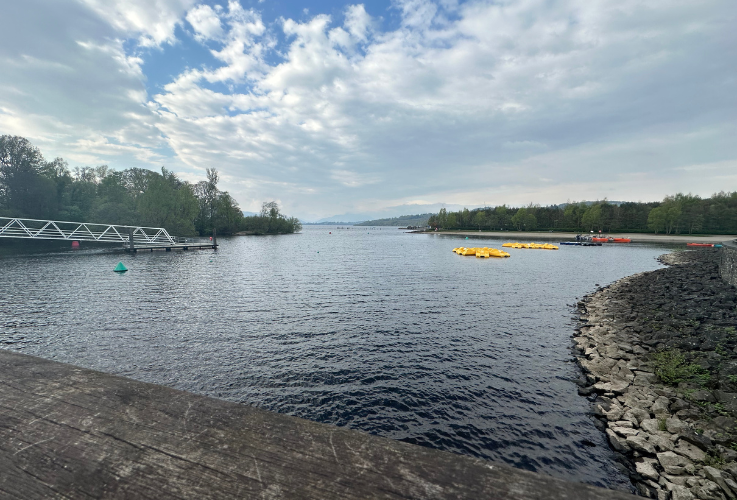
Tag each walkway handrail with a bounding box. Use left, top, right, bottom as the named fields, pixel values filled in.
left=0, top=217, right=175, bottom=245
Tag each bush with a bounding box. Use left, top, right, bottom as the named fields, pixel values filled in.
left=652, top=350, right=710, bottom=385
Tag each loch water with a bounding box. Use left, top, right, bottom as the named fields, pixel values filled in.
left=0, top=227, right=676, bottom=490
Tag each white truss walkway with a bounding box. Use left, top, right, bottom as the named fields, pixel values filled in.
left=0, top=217, right=176, bottom=246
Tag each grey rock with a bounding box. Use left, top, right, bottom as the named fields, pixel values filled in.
left=724, top=477, right=737, bottom=497
left=677, top=409, right=702, bottom=419
left=641, top=419, right=663, bottom=434
left=670, top=484, right=696, bottom=500
left=627, top=407, right=651, bottom=424
left=595, top=379, right=629, bottom=395
left=598, top=403, right=624, bottom=421
left=611, top=425, right=639, bottom=438
left=657, top=451, right=694, bottom=475
left=636, top=481, right=656, bottom=498
left=578, top=385, right=595, bottom=396
left=680, top=431, right=713, bottom=451
left=713, top=416, right=737, bottom=432
left=652, top=396, right=672, bottom=415
left=715, top=392, right=737, bottom=413
left=690, top=390, right=717, bottom=403
left=662, top=474, right=688, bottom=486
left=649, top=433, right=675, bottom=452
left=621, top=411, right=640, bottom=426
left=666, top=417, right=690, bottom=434
left=704, top=466, right=736, bottom=499
left=687, top=477, right=701, bottom=488
left=671, top=399, right=691, bottom=412
left=634, top=371, right=658, bottom=385
left=613, top=420, right=634, bottom=428
left=693, top=480, right=728, bottom=500
left=718, top=446, right=737, bottom=462
left=636, top=459, right=660, bottom=481
left=606, top=429, right=630, bottom=453
left=675, top=441, right=707, bottom=462
left=627, top=435, right=656, bottom=455
left=724, top=464, right=737, bottom=481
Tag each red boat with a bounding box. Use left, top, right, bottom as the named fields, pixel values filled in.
left=687, top=243, right=714, bottom=247
left=592, top=237, right=608, bottom=242
left=611, top=238, right=631, bottom=243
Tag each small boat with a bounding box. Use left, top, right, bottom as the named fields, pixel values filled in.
left=611, top=238, right=631, bottom=243
left=592, top=237, right=608, bottom=243
left=687, top=243, right=714, bottom=247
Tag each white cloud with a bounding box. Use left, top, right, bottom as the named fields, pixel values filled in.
left=0, top=0, right=166, bottom=169
left=186, top=4, right=225, bottom=42
left=344, top=4, right=371, bottom=42
left=78, top=0, right=196, bottom=47
left=2, top=0, right=736, bottom=219
left=145, top=0, right=737, bottom=217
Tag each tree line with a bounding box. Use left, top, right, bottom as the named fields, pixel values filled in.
left=427, top=193, right=737, bottom=234
left=0, top=135, right=301, bottom=236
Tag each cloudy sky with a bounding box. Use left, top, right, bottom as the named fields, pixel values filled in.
left=1, top=0, right=735, bottom=220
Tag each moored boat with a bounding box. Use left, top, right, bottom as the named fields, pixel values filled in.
left=687, top=243, right=714, bottom=247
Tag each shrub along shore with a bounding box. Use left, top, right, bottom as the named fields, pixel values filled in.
left=574, top=249, right=737, bottom=499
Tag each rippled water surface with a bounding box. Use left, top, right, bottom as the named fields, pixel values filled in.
left=0, top=228, right=674, bottom=489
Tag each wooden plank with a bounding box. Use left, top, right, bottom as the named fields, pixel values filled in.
left=0, top=350, right=636, bottom=499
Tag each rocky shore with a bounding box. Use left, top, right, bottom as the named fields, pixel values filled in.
left=574, top=249, right=737, bottom=499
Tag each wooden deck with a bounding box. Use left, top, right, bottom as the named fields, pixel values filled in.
left=0, top=350, right=636, bottom=499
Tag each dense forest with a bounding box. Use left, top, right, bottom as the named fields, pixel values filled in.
left=355, top=213, right=433, bottom=226
left=0, top=135, right=301, bottom=236
left=427, top=193, right=737, bottom=234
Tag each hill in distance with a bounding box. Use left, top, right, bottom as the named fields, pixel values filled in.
left=354, top=213, right=433, bottom=227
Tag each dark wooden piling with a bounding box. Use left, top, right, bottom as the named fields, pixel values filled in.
left=0, top=350, right=635, bottom=499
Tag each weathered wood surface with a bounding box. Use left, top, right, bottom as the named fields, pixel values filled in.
left=0, top=350, right=636, bottom=499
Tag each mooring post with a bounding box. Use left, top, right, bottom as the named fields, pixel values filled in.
left=212, top=228, right=217, bottom=248
left=128, top=228, right=135, bottom=253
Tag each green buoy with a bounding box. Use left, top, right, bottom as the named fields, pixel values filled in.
left=465, top=237, right=469, bottom=239
left=113, top=262, right=128, bottom=273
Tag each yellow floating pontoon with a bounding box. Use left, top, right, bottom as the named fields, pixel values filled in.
left=453, top=247, right=510, bottom=258
left=502, top=242, right=558, bottom=250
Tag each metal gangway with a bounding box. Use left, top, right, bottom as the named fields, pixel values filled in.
left=0, top=217, right=217, bottom=251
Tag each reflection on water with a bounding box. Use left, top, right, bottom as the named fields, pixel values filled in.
left=0, top=227, right=672, bottom=490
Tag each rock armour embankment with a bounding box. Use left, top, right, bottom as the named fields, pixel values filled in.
left=574, top=249, right=737, bottom=499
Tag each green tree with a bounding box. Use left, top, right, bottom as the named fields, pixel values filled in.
left=647, top=206, right=667, bottom=234
left=473, top=211, right=487, bottom=230
left=581, top=204, right=603, bottom=231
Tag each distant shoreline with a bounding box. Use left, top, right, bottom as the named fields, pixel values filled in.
left=414, top=230, right=736, bottom=244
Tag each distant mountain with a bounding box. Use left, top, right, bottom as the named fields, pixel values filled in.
left=312, top=203, right=472, bottom=224
left=242, top=211, right=258, bottom=217
left=556, top=201, right=625, bottom=208
left=302, top=221, right=358, bottom=225
left=355, top=213, right=433, bottom=227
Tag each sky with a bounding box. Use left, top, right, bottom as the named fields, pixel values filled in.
left=0, top=0, right=735, bottom=221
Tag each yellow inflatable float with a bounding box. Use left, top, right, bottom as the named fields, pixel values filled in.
left=502, top=242, right=558, bottom=250
left=453, top=247, right=510, bottom=258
